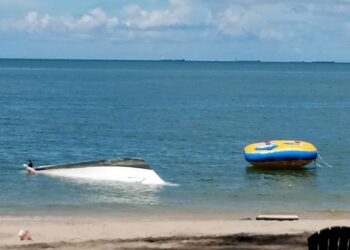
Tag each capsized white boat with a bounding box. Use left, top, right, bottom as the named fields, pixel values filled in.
left=27, top=158, right=165, bottom=185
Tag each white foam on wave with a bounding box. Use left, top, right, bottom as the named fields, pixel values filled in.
left=163, top=181, right=180, bottom=187
left=39, top=166, right=166, bottom=185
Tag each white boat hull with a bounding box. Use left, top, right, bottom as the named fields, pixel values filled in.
left=40, top=166, right=165, bottom=185
left=28, top=158, right=166, bottom=185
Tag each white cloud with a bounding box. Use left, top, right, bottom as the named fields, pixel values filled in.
left=74, top=8, right=118, bottom=31
left=122, top=0, right=209, bottom=29
left=0, top=1, right=210, bottom=41
left=216, top=3, right=299, bottom=41
left=1, top=8, right=119, bottom=39
left=217, top=5, right=264, bottom=37
left=0, top=0, right=349, bottom=43
left=122, top=4, right=177, bottom=28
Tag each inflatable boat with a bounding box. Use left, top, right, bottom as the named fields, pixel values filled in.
left=24, top=158, right=165, bottom=185
left=244, top=140, right=317, bottom=168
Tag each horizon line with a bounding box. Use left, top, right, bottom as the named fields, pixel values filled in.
left=0, top=57, right=348, bottom=64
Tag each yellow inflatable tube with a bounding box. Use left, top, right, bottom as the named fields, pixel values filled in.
left=244, top=140, right=318, bottom=168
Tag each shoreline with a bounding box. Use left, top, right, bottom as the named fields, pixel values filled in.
left=2, top=206, right=350, bottom=220
left=2, top=212, right=350, bottom=249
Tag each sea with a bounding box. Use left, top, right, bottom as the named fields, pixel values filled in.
left=1, top=59, right=349, bottom=216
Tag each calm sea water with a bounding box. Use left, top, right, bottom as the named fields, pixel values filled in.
left=1, top=59, right=350, bottom=215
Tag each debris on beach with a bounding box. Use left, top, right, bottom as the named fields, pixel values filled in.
left=256, top=214, right=299, bottom=221
left=18, top=229, right=32, bottom=240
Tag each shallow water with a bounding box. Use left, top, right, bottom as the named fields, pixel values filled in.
left=1, top=59, right=350, bottom=215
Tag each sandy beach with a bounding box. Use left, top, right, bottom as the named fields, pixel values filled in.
left=1, top=212, right=350, bottom=249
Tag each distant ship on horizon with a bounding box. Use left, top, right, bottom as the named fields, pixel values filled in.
left=160, top=58, right=186, bottom=62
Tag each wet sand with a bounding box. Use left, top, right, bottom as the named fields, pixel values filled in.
left=3, top=234, right=309, bottom=250
left=1, top=212, right=350, bottom=249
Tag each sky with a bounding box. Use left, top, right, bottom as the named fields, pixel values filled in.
left=0, top=0, right=350, bottom=61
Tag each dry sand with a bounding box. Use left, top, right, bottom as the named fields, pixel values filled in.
left=1, top=212, right=350, bottom=249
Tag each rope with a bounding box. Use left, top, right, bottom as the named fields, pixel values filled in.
left=315, top=153, right=333, bottom=168
left=314, top=159, right=323, bottom=168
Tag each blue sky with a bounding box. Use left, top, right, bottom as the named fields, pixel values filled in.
left=0, top=0, right=349, bottom=61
